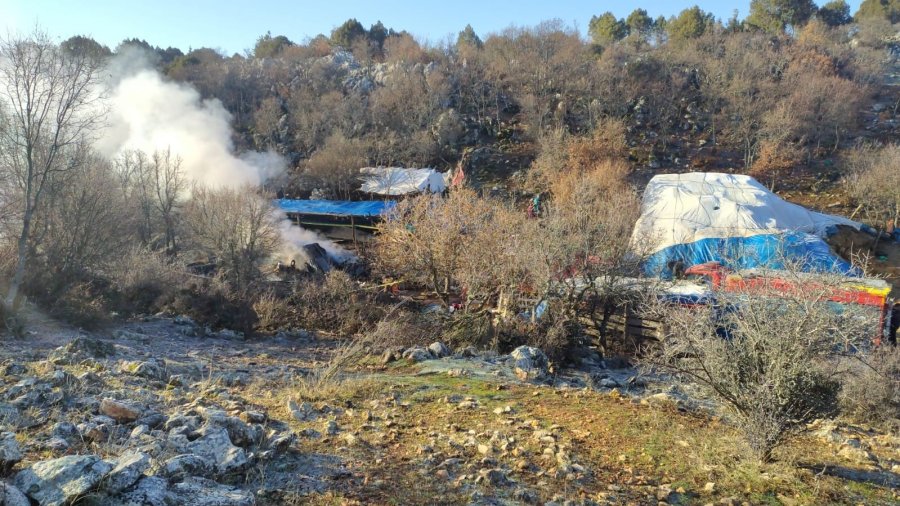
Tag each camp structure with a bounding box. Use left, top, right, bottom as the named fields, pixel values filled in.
left=359, top=167, right=447, bottom=196
left=631, top=172, right=864, bottom=277
left=276, top=199, right=396, bottom=242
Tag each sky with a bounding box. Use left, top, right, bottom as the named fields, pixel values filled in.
left=2, top=1, right=864, bottom=55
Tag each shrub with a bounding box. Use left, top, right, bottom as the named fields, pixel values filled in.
left=839, top=346, right=900, bottom=431
left=253, top=291, right=294, bottom=332
left=291, top=270, right=384, bottom=335
left=642, top=266, right=873, bottom=462
left=106, top=247, right=183, bottom=315
left=165, top=279, right=258, bottom=335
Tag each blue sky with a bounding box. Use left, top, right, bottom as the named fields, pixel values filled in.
left=2, top=1, right=863, bottom=55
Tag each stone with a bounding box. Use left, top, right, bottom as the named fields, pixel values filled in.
left=427, top=342, right=451, bottom=359
left=288, top=400, right=319, bottom=422
left=104, top=452, right=151, bottom=494
left=402, top=347, right=432, bottom=362
left=163, top=454, right=214, bottom=480
left=13, top=455, right=114, bottom=506
left=0, top=483, right=30, bottom=506
left=509, top=346, right=549, bottom=381
left=476, top=468, right=512, bottom=487
left=324, top=420, right=339, bottom=436
left=100, top=398, right=143, bottom=423
left=121, top=359, right=167, bottom=381
left=186, top=426, right=248, bottom=476
left=116, top=475, right=169, bottom=506
left=48, top=337, right=116, bottom=365
left=0, top=432, right=23, bottom=471
left=169, top=477, right=255, bottom=506
left=704, top=482, right=716, bottom=493
left=3, top=363, right=27, bottom=376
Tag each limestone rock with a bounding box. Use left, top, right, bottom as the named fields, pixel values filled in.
left=0, top=432, right=23, bottom=471
left=509, top=346, right=549, bottom=381
left=13, top=455, right=113, bottom=506
left=104, top=452, right=151, bottom=494
left=100, top=399, right=143, bottom=423
left=0, top=483, right=30, bottom=506
left=427, top=342, right=451, bottom=359
left=169, top=477, right=255, bottom=506
left=186, top=426, right=248, bottom=476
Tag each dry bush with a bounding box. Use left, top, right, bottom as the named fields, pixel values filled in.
left=366, top=310, right=444, bottom=349
left=182, top=186, right=280, bottom=289
left=844, top=143, right=900, bottom=233
left=50, top=282, right=110, bottom=329
left=252, top=291, right=294, bottom=332
left=526, top=118, right=629, bottom=192
left=291, top=270, right=383, bottom=335
left=106, top=247, right=184, bottom=315
left=303, top=132, right=368, bottom=199
left=839, top=346, right=900, bottom=431
left=374, top=189, right=505, bottom=306
left=749, top=139, right=803, bottom=189
left=165, top=278, right=258, bottom=335
left=642, top=266, right=875, bottom=462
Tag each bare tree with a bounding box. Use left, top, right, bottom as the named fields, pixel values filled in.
left=641, top=262, right=874, bottom=461
left=0, top=30, right=104, bottom=307
left=149, top=149, right=185, bottom=253
left=182, top=186, right=280, bottom=287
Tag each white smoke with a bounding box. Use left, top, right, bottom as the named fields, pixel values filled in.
left=98, top=50, right=348, bottom=262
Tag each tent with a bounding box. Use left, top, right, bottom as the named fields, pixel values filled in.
left=359, top=167, right=447, bottom=196
left=631, top=173, right=862, bottom=277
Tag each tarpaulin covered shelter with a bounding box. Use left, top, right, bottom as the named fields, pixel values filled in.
left=632, top=173, right=863, bottom=277
left=276, top=198, right=396, bottom=241
left=359, top=167, right=447, bottom=196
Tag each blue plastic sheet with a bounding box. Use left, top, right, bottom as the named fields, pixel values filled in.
left=642, top=230, right=861, bottom=278
left=275, top=199, right=396, bottom=217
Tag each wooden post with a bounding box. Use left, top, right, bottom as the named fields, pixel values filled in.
left=351, top=215, right=358, bottom=251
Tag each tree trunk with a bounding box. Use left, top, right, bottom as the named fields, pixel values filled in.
left=5, top=209, right=33, bottom=310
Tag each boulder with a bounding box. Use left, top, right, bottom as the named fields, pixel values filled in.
left=100, top=399, right=143, bottom=423
left=0, top=432, right=23, bottom=471
left=402, top=347, right=432, bottom=362
left=103, top=452, right=150, bottom=494
left=13, top=455, right=113, bottom=506
left=427, top=342, right=451, bottom=359
left=509, top=346, right=549, bottom=381
left=0, top=483, right=30, bottom=506
left=186, top=426, right=248, bottom=476
left=169, top=477, right=255, bottom=506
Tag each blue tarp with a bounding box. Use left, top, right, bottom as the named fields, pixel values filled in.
left=642, top=230, right=862, bottom=279
left=275, top=199, right=396, bottom=217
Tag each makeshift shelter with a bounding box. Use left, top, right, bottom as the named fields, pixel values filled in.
left=276, top=198, right=396, bottom=241
left=359, top=167, right=447, bottom=196
left=632, top=173, right=863, bottom=277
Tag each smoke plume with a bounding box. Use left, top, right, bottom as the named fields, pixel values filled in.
left=97, top=50, right=348, bottom=261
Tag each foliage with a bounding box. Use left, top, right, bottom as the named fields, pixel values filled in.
left=855, top=0, right=900, bottom=23
left=254, top=32, right=294, bottom=59
left=589, top=12, right=628, bottom=46
left=818, top=0, right=853, bottom=26
left=747, top=0, right=817, bottom=33
left=457, top=24, right=483, bottom=49
left=668, top=6, right=714, bottom=41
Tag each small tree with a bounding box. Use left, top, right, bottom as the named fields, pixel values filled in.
left=668, top=6, right=714, bottom=41
left=818, top=0, right=853, bottom=26
left=642, top=263, right=873, bottom=461
left=748, top=0, right=817, bottom=33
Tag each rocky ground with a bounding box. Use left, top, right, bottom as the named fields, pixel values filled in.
left=0, top=315, right=898, bottom=505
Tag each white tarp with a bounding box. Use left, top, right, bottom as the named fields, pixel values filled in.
left=359, top=167, right=447, bottom=196
left=632, top=172, right=862, bottom=275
